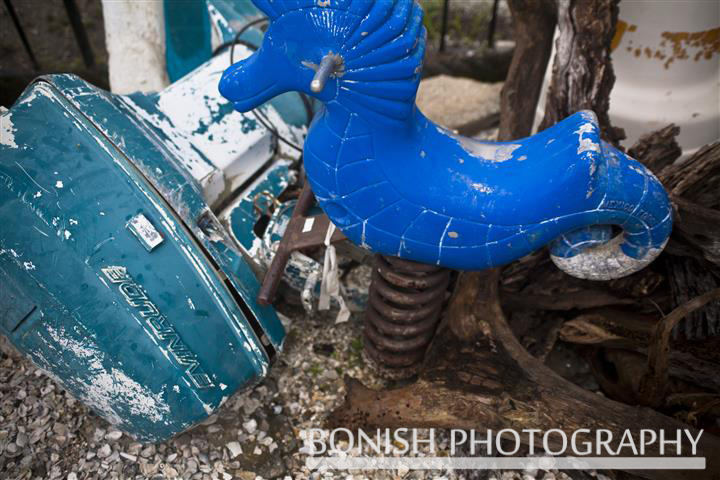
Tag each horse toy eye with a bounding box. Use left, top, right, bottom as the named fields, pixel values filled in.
left=220, top=0, right=672, bottom=281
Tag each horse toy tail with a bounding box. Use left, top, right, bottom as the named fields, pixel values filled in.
left=548, top=140, right=672, bottom=280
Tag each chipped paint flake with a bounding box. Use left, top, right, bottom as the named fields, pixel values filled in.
left=457, top=136, right=522, bottom=163
left=471, top=182, right=493, bottom=193
left=45, top=325, right=171, bottom=426
left=23, top=261, right=35, bottom=271
left=551, top=235, right=667, bottom=281
left=0, top=110, right=18, bottom=148
left=64, top=230, right=72, bottom=240
left=55, top=180, right=64, bottom=189
left=575, top=122, right=600, bottom=155
left=360, top=219, right=369, bottom=249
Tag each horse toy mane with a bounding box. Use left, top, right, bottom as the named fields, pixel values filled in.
left=220, top=0, right=673, bottom=280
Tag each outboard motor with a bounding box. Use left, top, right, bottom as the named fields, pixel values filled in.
left=0, top=28, right=308, bottom=442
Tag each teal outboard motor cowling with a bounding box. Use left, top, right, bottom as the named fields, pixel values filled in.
left=0, top=71, right=288, bottom=442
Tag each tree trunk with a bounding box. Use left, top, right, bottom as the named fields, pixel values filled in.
left=539, top=0, right=625, bottom=145
left=498, top=0, right=557, bottom=140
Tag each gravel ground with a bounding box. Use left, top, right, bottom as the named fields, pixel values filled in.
left=1, top=296, right=609, bottom=480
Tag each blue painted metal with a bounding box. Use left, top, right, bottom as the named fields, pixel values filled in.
left=219, top=0, right=673, bottom=280
left=0, top=63, right=297, bottom=441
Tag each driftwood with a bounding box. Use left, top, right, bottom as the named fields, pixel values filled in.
left=660, top=142, right=720, bottom=210
left=655, top=141, right=720, bottom=342
left=328, top=271, right=720, bottom=480
left=628, top=124, right=682, bottom=173
left=666, top=197, right=720, bottom=266
left=638, top=287, right=720, bottom=406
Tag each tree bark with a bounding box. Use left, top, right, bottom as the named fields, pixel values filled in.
left=660, top=141, right=720, bottom=210
left=628, top=124, right=682, bottom=173
left=539, top=0, right=625, bottom=145
left=498, top=0, right=557, bottom=140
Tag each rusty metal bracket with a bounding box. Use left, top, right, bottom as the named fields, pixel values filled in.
left=257, top=182, right=345, bottom=305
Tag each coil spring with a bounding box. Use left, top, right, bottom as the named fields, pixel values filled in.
left=364, top=254, right=451, bottom=376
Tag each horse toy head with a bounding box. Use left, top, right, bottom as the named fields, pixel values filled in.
left=219, top=0, right=424, bottom=125
left=219, top=0, right=673, bottom=281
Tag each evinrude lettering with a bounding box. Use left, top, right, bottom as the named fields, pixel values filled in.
left=101, top=266, right=214, bottom=389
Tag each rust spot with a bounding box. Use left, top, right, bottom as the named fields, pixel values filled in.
left=616, top=23, right=718, bottom=70
left=612, top=20, right=628, bottom=51
left=612, top=20, right=639, bottom=52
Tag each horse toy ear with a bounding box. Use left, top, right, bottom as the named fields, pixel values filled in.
left=219, top=1, right=673, bottom=280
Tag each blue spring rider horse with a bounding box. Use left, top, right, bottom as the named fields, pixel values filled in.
left=219, top=0, right=672, bottom=280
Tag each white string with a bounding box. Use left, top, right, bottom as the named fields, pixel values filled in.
left=318, top=223, right=351, bottom=323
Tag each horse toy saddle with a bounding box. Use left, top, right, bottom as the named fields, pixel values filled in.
left=220, top=0, right=672, bottom=280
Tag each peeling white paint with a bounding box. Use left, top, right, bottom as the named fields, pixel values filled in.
left=360, top=219, right=369, bottom=249
left=219, top=383, right=227, bottom=391
left=121, top=50, right=304, bottom=206
left=0, top=110, right=18, bottom=149
left=64, top=230, right=71, bottom=240
left=457, top=135, right=522, bottom=163
left=551, top=234, right=667, bottom=280
left=45, top=324, right=171, bottom=426
left=17, top=89, right=40, bottom=106
left=471, top=182, right=493, bottom=193
left=55, top=181, right=64, bottom=189
left=33, top=191, right=42, bottom=198
left=575, top=122, right=600, bottom=155
left=69, top=218, right=78, bottom=225
left=206, top=3, right=230, bottom=52
left=23, top=261, right=36, bottom=271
